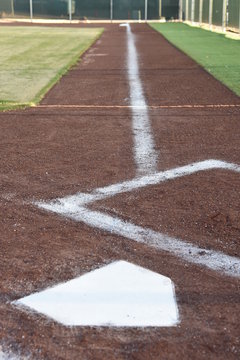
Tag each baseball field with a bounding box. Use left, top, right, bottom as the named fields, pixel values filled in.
left=0, top=21, right=239, bottom=359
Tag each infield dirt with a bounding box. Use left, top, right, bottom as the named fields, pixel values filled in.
left=0, top=23, right=239, bottom=359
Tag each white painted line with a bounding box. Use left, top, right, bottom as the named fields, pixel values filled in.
left=15, top=261, right=179, bottom=327
left=0, top=351, right=8, bottom=360
left=36, top=159, right=240, bottom=278
left=93, top=158, right=240, bottom=198
left=126, top=24, right=158, bottom=175
left=37, top=159, right=240, bottom=208
left=0, top=349, right=18, bottom=360
left=37, top=204, right=240, bottom=279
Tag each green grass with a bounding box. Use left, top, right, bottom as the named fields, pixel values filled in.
left=0, top=26, right=103, bottom=111
left=150, top=23, right=240, bottom=96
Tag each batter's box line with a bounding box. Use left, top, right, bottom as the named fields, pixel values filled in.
left=36, top=159, right=240, bottom=278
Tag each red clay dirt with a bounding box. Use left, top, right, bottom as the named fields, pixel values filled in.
left=0, top=23, right=240, bottom=359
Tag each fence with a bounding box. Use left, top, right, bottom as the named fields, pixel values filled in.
left=179, top=0, right=240, bottom=32
left=0, top=0, right=180, bottom=21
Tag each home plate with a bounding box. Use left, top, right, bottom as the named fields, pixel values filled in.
left=14, top=261, right=179, bottom=327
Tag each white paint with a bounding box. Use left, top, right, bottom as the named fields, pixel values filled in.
left=126, top=24, right=158, bottom=175
left=0, top=350, right=18, bottom=360
left=37, top=159, right=240, bottom=208
left=0, top=352, right=8, bottom=360
left=15, top=261, right=179, bottom=327
left=92, top=158, right=240, bottom=199
left=36, top=159, right=240, bottom=278
left=38, top=204, right=240, bottom=279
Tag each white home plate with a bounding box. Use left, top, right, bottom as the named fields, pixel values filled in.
left=15, top=261, right=179, bottom=327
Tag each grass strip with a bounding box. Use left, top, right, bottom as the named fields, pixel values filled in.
left=0, top=26, right=103, bottom=111
left=150, top=23, right=240, bottom=96
left=0, top=101, right=32, bottom=111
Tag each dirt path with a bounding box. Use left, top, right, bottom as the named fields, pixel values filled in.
left=0, top=23, right=239, bottom=359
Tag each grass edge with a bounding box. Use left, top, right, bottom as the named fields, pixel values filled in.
left=0, top=28, right=104, bottom=112
left=149, top=22, right=240, bottom=97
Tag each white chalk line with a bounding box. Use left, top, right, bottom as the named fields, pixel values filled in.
left=38, top=159, right=240, bottom=208
left=37, top=204, right=240, bottom=278
left=36, top=159, right=240, bottom=278
left=126, top=24, right=158, bottom=176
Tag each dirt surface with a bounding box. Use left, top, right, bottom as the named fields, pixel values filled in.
left=0, top=23, right=240, bottom=359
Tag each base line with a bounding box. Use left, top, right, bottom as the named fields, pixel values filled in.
left=126, top=24, right=158, bottom=175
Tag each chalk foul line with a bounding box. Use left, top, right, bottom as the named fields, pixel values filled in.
left=126, top=24, right=158, bottom=176
left=36, top=159, right=240, bottom=278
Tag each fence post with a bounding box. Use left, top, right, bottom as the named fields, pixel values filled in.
left=69, top=0, right=72, bottom=22
left=11, top=0, right=14, bottom=16
left=191, top=0, right=195, bottom=23
left=209, top=0, right=213, bottom=29
left=159, top=0, right=162, bottom=18
left=110, top=0, right=113, bottom=22
left=29, top=0, right=33, bottom=22
left=179, top=0, right=183, bottom=21
left=222, top=0, right=227, bottom=31
left=199, top=0, right=203, bottom=24
left=186, top=0, right=189, bottom=20
left=145, top=0, right=148, bottom=21
left=239, top=1, right=240, bottom=33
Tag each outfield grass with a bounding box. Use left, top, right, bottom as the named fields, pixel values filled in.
left=150, top=23, right=240, bottom=96
left=0, top=26, right=103, bottom=111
